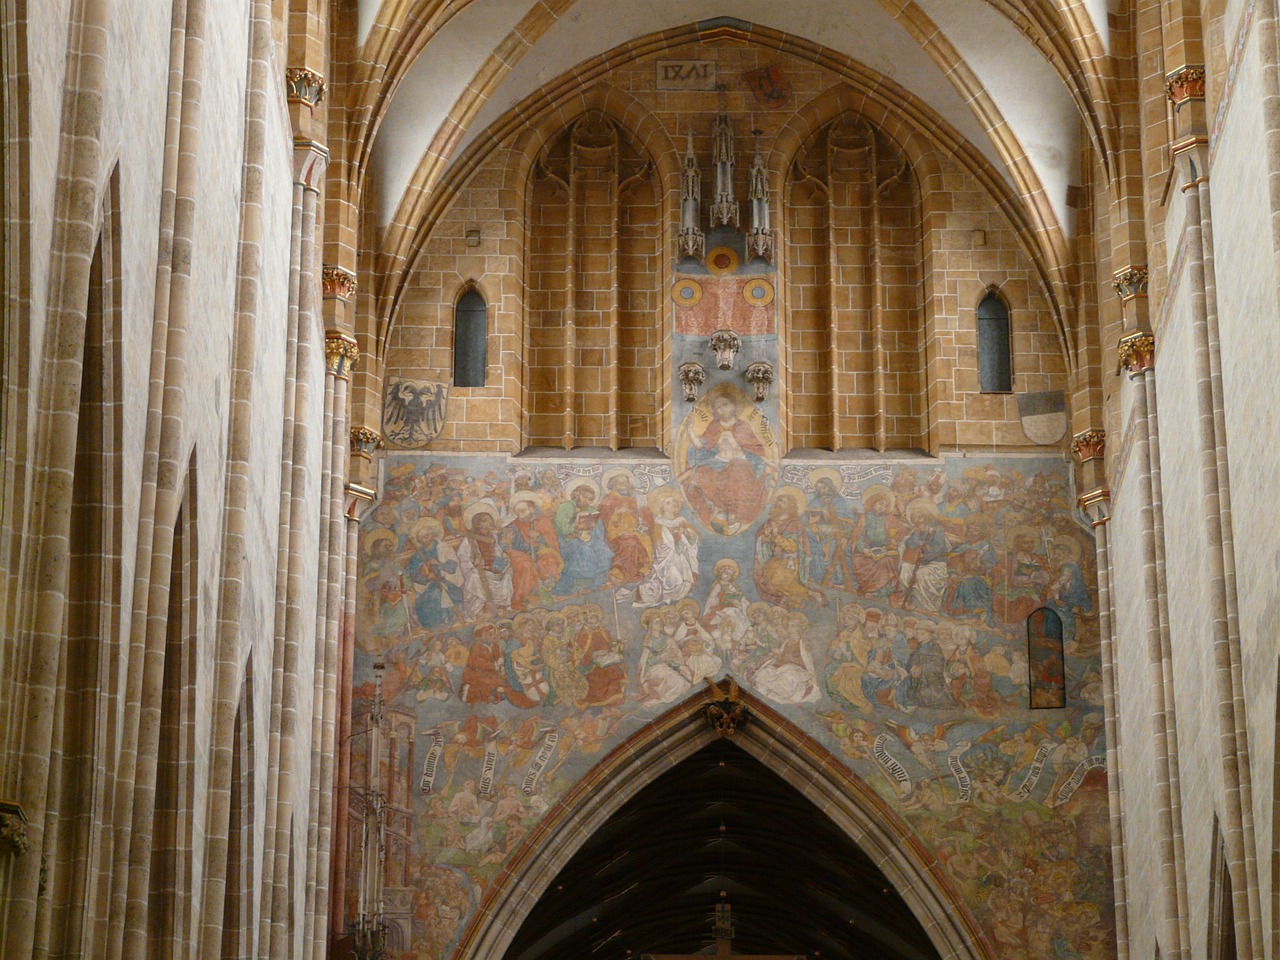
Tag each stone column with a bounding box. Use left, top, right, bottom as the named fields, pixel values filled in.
left=1074, top=435, right=1128, bottom=960
left=1118, top=331, right=1190, bottom=960
left=1172, top=128, right=1261, bottom=955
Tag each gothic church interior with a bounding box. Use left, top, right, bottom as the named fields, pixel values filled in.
left=2, top=2, right=1278, bottom=960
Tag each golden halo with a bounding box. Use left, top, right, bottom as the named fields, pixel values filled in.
left=645, top=484, right=681, bottom=512
left=742, top=277, right=775, bottom=306
left=713, top=558, right=740, bottom=579
left=509, top=490, right=542, bottom=512
left=774, top=485, right=809, bottom=516
left=363, top=528, right=399, bottom=555
left=1050, top=535, right=1082, bottom=562
left=564, top=476, right=600, bottom=499
left=705, top=246, right=740, bottom=276
left=463, top=500, right=500, bottom=531
left=601, top=467, right=635, bottom=492
left=671, top=278, right=703, bottom=307
left=809, top=467, right=843, bottom=491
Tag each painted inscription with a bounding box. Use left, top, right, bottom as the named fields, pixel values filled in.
left=656, top=60, right=718, bottom=91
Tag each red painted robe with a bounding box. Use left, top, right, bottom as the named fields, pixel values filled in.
left=576, top=625, right=628, bottom=706
left=598, top=492, right=653, bottom=584
left=686, top=418, right=769, bottom=527
left=502, top=514, right=563, bottom=610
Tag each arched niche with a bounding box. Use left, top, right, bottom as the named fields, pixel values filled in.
left=782, top=111, right=923, bottom=453
left=523, top=109, right=664, bottom=452
left=454, top=685, right=990, bottom=960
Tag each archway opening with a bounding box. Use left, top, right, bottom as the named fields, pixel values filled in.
left=500, top=738, right=943, bottom=960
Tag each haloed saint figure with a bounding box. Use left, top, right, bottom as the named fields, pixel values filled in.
left=675, top=384, right=779, bottom=536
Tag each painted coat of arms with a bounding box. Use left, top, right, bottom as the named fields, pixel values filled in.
left=383, top=377, right=449, bottom=448
left=743, top=65, right=792, bottom=108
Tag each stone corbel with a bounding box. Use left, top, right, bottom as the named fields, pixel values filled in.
left=1072, top=429, right=1106, bottom=463
left=678, top=362, right=707, bottom=402
left=744, top=361, right=774, bottom=402
left=709, top=329, right=741, bottom=370
left=322, top=266, right=358, bottom=302
left=703, top=676, right=749, bottom=737
left=350, top=426, right=382, bottom=462
left=1165, top=65, right=1206, bottom=107
left=1111, top=266, right=1149, bottom=302
left=286, top=67, right=326, bottom=108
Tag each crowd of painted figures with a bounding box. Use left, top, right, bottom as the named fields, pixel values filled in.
left=355, top=456, right=1111, bottom=960
left=361, top=459, right=1093, bottom=713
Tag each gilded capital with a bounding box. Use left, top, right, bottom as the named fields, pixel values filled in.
left=350, top=427, right=382, bottom=461
left=1118, top=332, right=1156, bottom=377
left=1112, top=266, right=1149, bottom=302
left=286, top=67, right=326, bottom=108
left=1165, top=65, right=1206, bottom=106
left=1072, top=429, right=1106, bottom=462
left=325, top=332, right=360, bottom=379
left=1077, top=488, right=1112, bottom=527
left=322, top=265, right=358, bottom=301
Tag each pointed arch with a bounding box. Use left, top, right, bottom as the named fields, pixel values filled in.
left=150, top=453, right=200, bottom=959
left=221, top=662, right=255, bottom=960
left=455, top=684, right=991, bottom=960
left=46, top=166, right=124, bottom=956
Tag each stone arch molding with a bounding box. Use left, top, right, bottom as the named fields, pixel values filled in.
left=454, top=683, right=992, bottom=960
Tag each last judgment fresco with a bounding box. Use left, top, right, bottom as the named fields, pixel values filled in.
left=351, top=447, right=1112, bottom=960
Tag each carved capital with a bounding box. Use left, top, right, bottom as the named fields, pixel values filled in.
left=1078, top=488, right=1112, bottom=527
left=1112, top=266, right=1149, bottom=302
left=345, top=482, right=377, bottom=520
left=1072, top=429, right=1106, bottom=462
left=1165, top=65, right=1206, bottom=105
left=325, top=332, right=360, bottom=379
left=286, top=67, right=326, bottom=108
left=350, top=426, right=382, bottom=461
left=744, top=361, right=774, bottom=402
left=1118, top=332, right=1156, bottom=377
left=677, top=362, right=707, bottom=402
left=292, top=138, right=329, bottom=190
left=0, top=802, right=29, bottom=856
left=322, top=265, right=358, bottom=301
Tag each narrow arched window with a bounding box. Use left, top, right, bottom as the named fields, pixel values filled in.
left=1027, top=607, right=1065, bottom=708
left=453, top=289, right=488, bottom=387
left=977, top=292, right=1012, bottom=392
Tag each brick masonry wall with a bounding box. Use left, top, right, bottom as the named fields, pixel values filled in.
left=384, top=44, right=1068, bottom=458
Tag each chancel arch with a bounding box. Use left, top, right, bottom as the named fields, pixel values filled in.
left=457, top=688, right=989, bottom=960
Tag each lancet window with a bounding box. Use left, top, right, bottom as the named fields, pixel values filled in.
left=453, top=287, right=489, bottom=388
left=977, top=291, right=1013, bottom=393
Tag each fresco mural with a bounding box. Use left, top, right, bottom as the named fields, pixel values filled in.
left=351, top=452, right=1112, bottom=960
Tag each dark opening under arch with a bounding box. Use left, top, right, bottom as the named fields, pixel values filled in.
left=454, top=288, right=488, bottom=387
left=500, top=739, right=943, bottom=960
left=977, top=293, right=1012, bottom=393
